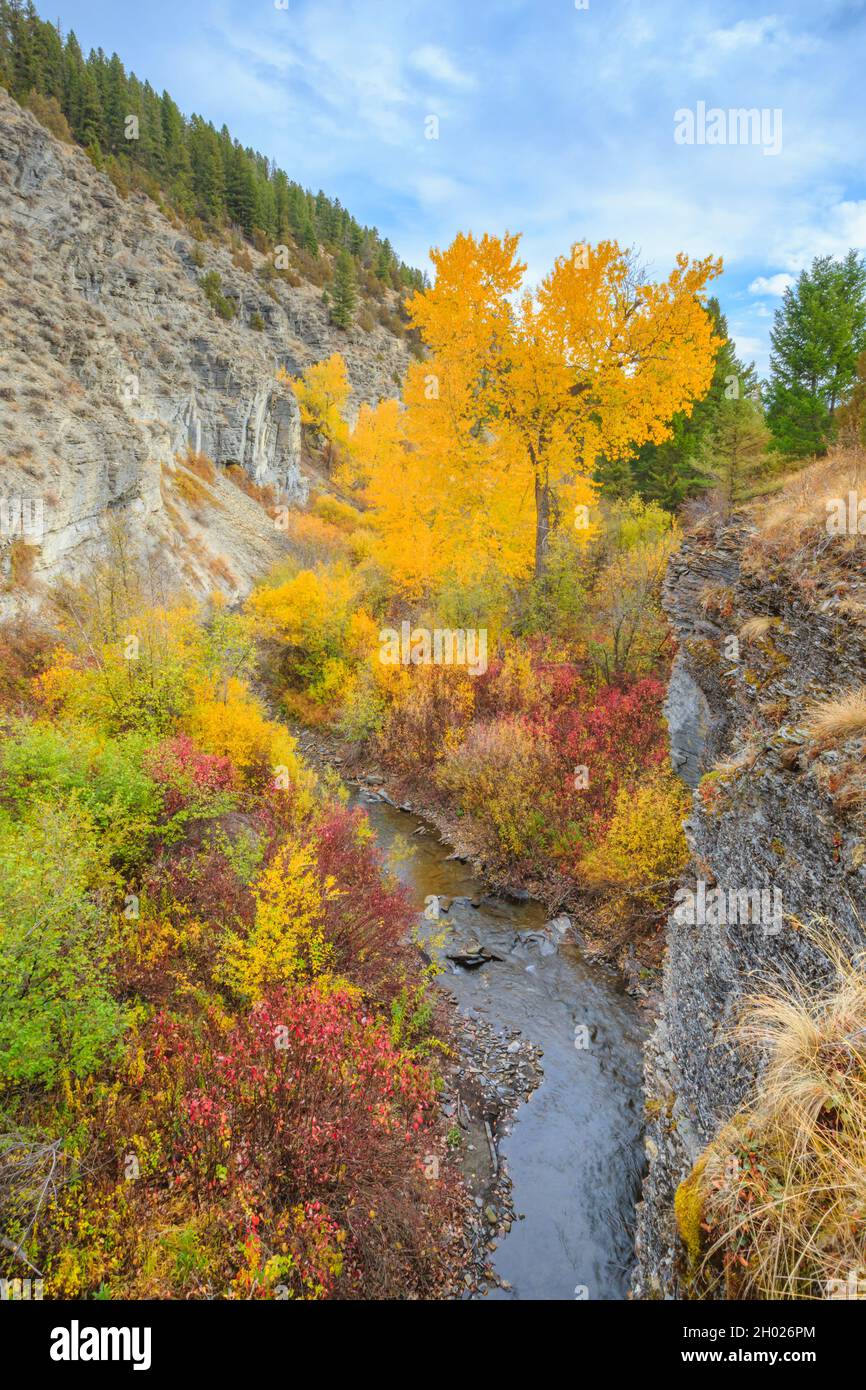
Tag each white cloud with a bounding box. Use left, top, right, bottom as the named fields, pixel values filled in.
left=413, top=173, right=466, bottom=206
left=409, top=44, right=476, bottom=90
left=705, top=16, right=781, bottom=54
left=685, top=12, right=821, bottom=77
left=771, top=200, right=866, bottom=269
left=731, top=333, right=765, bottom=358
left=748, top=273, right=795, bottom=295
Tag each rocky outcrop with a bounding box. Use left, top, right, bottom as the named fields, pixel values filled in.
left=0, top=89, right=410, bottom=602
left=634, top=519, right=866, bottom=1297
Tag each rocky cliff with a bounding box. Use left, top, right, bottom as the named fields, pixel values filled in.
left=635, top=486, right=866, bottom=1296
left=0, top=89, right=409, bottom=604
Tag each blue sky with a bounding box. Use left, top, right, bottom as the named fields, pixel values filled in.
left=48, top=0, right=866, bottom=376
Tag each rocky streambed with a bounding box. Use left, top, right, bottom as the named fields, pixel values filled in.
left=346, top=778, right=648, bottom=1300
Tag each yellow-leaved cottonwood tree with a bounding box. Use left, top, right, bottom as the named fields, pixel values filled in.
left=347, top=233, right=722, bottom=591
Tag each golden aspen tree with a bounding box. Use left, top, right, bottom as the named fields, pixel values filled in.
left=406, top=233, right=723, bottom=577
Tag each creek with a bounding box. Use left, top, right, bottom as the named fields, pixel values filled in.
left=351, top=787, right=648, bottom=1301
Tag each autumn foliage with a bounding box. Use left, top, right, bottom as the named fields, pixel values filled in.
left=1, top=224, right=719, bottom=1301
left=0, top=549, right=461, bottom=1301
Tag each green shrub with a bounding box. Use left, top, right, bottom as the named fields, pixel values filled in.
left=0, top=802, right=128, bottom=1085
left=0, top=722, right=163, bottom=873
left=200, top=270, right=237, bottom=321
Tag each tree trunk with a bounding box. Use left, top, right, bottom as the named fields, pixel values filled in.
left=534, top=471, right=551, bottom=581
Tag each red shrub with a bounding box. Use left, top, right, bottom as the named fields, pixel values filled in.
left=310, top=807, right=418, bottom=997
left=536, top=677, right=669, bottom=868
left=0, top=617, right=56, bottom=713
left=142, top=839, right=255, bottom=935
left=147, top=734, right=238, bottom=815
left=133, top=987, right=457, bottom=1298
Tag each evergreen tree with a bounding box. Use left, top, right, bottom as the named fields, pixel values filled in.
left=101, top=52, right=126, bottom=152
left=375, top=239, right=393, bottom=282
left=76, top=65, right=103, bottom=149
left=330, top=248, right=358, bottom=329
left=765, top=251, right=866, bottom=458
left=188, top=117, right=224, bottom=222
left=700, top=396, right=771, bottom=516
left=301, top=216, right=318, bottom=258
left=8, top=0, right=40, bottom=96
left=348, top=222, right=364, bottom=256
left=32, top=4, right=62, bottom=98
left=160, top=91, right=193, bottom=211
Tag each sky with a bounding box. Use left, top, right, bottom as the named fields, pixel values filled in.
left=47, top=0, right=866, bottom=377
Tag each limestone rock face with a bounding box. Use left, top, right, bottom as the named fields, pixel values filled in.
left=0, top=89, right=410, bottom=603
left=634, top=522, right=866, bottom=1297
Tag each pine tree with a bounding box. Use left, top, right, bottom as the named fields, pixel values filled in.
left=765, top=251, right=866, bottom=459
left=32, top=5, right=62, bottom=99
left=375, top=240, right=393, bottom=282
left=8, top=0, right=39, bottom=96
left=700, top=397, right=770, bottom=515
left=224, top=143, right=256, bottom=235
left=76, top=65, right=103, bottom=149
left=101, top=52, right=126, bottom=153
left=330, top=248, right=357, bottom=330
left=188, top=118, right=225, bottom=222
left=348, top=222, right=364, bottom=256
left=161, top=91, right=193, bottom=211
left=301, top=217, right=318, bottom=259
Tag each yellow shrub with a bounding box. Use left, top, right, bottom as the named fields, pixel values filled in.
left=283, top=512, right=349, bottom=565
left=185, top=677, right=314, bottom=809
left=311, top=495, right=364, bottom=533
left=436, top=716, right=552, bottom=857
left=581, top=773, right=689, bottom=906
left=36, top=607, right=202, bottom=734
left=35, top=645, right=78, bottom=709
left=247, top=566, right=357, bottom=650
left=346, top=609, right=379, bottom=659
left=221, top=836, right=339, bottom=1001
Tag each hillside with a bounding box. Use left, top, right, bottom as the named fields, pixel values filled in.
left=0, top=87, right=409, bottom=604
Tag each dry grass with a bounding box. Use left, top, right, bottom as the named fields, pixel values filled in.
left=224, top=464, right=278, bottom=513
left=207, top=553, right=237, bottom=587
left=811, top=760, right=866, bottom=821
left=803, top=685, right=866, bottom=747
left=739, top=615, right=778, bottom=643
left=688, top=923, right=866, bottom=1299
left=180, top=449, right=217, bottom=484
left=3, top=540, right=37, bottom=592
left=698, top=583, right=735, bottom=619
left=756, top=448, right=866, bottom=541
left=162, top=460, right=216, bottom=509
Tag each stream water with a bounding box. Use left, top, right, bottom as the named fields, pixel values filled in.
left=351, top=788, right=648, bottom=1301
